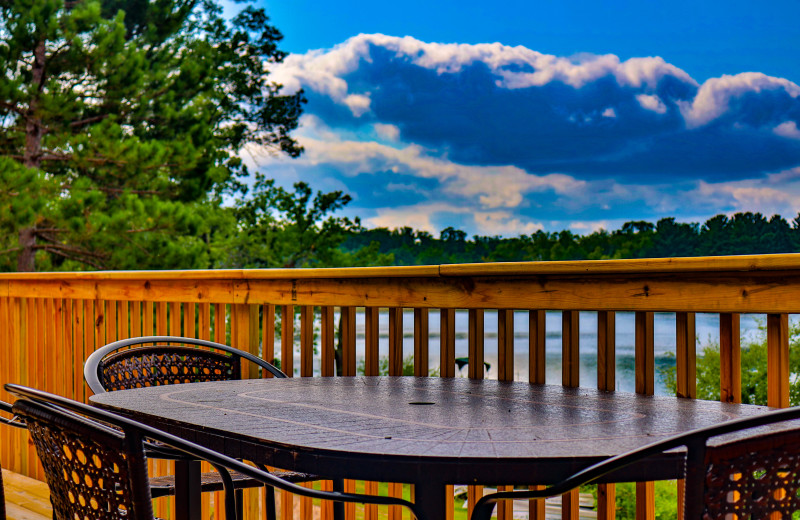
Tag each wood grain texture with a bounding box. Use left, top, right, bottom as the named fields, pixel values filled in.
left=676, top=312, right=697, bottom=400
left=597, top=311, right=615, bottom=392
left=468, top=309, right=484, bottom=380
left=498, top=309, right=514, bottom=382
left=719, top=313, right=740, bottom=404
left=320, top=306, right=334, bottom=377
left=389, top=308, right=403, bottom=377
left=562, top=311, right=579, bottom=388
left=8, top=267, right=800, bottom=313
left=440, top=309, right=456, bottom=378
left=529, top=310, right=546, bottom=385
left=635, top=312, right=654, bottom=396
left=281, top=305, right=294, bottom=378
left=364, top=307, right=380, bottom=377
left=414, top=308, right=429, bottom=377
left=767, top=313, right=790, bottom=408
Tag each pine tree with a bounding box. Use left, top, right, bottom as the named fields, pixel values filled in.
left=0, top=0, right=304, bottom=270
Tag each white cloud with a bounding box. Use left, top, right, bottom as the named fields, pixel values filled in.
left=364, top=203, right=463, bottom=234
left=290, top=130, right=585, bottom=209
left=679, top=73, right=800, bottom=128
left=602, top=108, right=617, bottom=118
left=636, top=94, right=667, bottom=114
left=473, top=211, right=544, bottom=235
left=695, top=169, right=800, bottom=216
left=374, top=123, right=400, bottom=141
left=774, top=121, right=800, bottom=140
left=570, top=220, right=612, bottom=233
left=270, top=34, right=697, bottom=115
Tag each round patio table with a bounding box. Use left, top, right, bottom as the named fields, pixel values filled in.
left=90, top=376, right=771, bottom=520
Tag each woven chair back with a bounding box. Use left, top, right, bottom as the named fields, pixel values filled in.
left=12, top=399, right=154, bottom=520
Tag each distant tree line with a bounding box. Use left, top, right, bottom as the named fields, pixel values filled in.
left=342, top=213, right=800, bottom=265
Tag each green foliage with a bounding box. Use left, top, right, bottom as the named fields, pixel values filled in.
left=0, top=0, right=304, bottom=271
left=215, top=174, right=393, bottom=268
left=609, top=481, right=679, bottom=519
left=662, top=321, right=800, bottom=406
left=356, top=354, right=440, bottom=377
left=342, top=212, right=800, bottom=266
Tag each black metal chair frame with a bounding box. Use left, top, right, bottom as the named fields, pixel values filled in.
left=83, top=336, right=317, bottom=520
left=5, top=383, right=425, bottom=520
left=470, top=404, right=800, bottom=520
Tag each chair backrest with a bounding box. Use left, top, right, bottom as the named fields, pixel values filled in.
left=10, top=398, right=155, bottom=520
left=5, top=384, right=426, bottom=520
left=84, top=336, right=286, bottom=394
left=688, top=427, right=800, bottom=518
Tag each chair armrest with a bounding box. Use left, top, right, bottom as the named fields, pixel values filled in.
left=5, top=383, right=426, bottom=520
left=471, top=405, right=800, bottom=520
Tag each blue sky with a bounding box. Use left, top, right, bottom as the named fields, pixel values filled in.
left=246, top=0, right=800, bottom=237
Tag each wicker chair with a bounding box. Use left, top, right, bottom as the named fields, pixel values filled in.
left=5, top=383, right=425, bottom=520
left=470, top=404, right=800, bottom=520
left=83, top=336, right=321, bottom=520
left=1, top=399, right=28, bottom=520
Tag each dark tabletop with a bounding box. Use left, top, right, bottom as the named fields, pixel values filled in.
left=90, top=376, right=771, bottom=486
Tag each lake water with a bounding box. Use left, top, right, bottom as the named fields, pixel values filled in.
left=288, top=310, right=782, bottom=394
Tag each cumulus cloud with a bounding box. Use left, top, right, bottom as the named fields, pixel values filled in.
left=636, top=94, right=667, bottom=114
left=679, top=73, right=800, bottom=128
left=270, top=34, right=800, bottom=183
left=256, top=35, right=800, bottom=236
left=775, top=121, right=800, bottom=140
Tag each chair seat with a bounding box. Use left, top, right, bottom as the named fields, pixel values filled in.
left=149, top=469, right=320, bottom=497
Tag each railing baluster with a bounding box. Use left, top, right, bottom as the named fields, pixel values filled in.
left=364, top=307, right=379, bottom=376
left=131, top=301, right=142, bottom=339
left=440, top=309, right=455, bottom=378
left=498, top=309, right=514, bottom=382
left=341, top=306, right=356, bottom=376
left=300, top=305, right=314, bottom=377
left=676, top=312, right=697, bottom=399
left=389, top=307, right=403, bottom=376
left=281, top=305, right=294, bottom=377
left=561, top=310, right=580, bottom=520
left=767, top=313, right=790, bottom=408
left=169, top=301, right=180, bottom=337
left=597, top=310, right=616, bottom=519
left=414, top=308, right=429, bottom=377
left=106, top=299, right=117, bottom=343
left=635, top=311, right=655, bottom=520
left=468, top=308, right=484, bottom=380
left=198, top=302, right=211, bottom=341
left=183, top=301, right=195, bottom=340
left=529, top=310, right=546, bottom=385
left=320, top=306, right=334, bottom=377
left=213, top=303, right=225, bottom=344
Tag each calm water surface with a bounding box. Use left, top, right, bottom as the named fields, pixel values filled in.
left=281, top=310, right=785, bottom=394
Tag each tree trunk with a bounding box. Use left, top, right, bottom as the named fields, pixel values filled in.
left=17, top=228, right=36, bottom=272
left=18, top=39, right=47, bottom=271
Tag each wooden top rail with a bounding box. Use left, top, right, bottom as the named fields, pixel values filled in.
left=1, top=253, right=800, bottom=281
left=3, top=253, right=800, bottom=312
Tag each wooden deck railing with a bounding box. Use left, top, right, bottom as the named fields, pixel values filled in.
left=2, top=253, right=800, bottom=520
